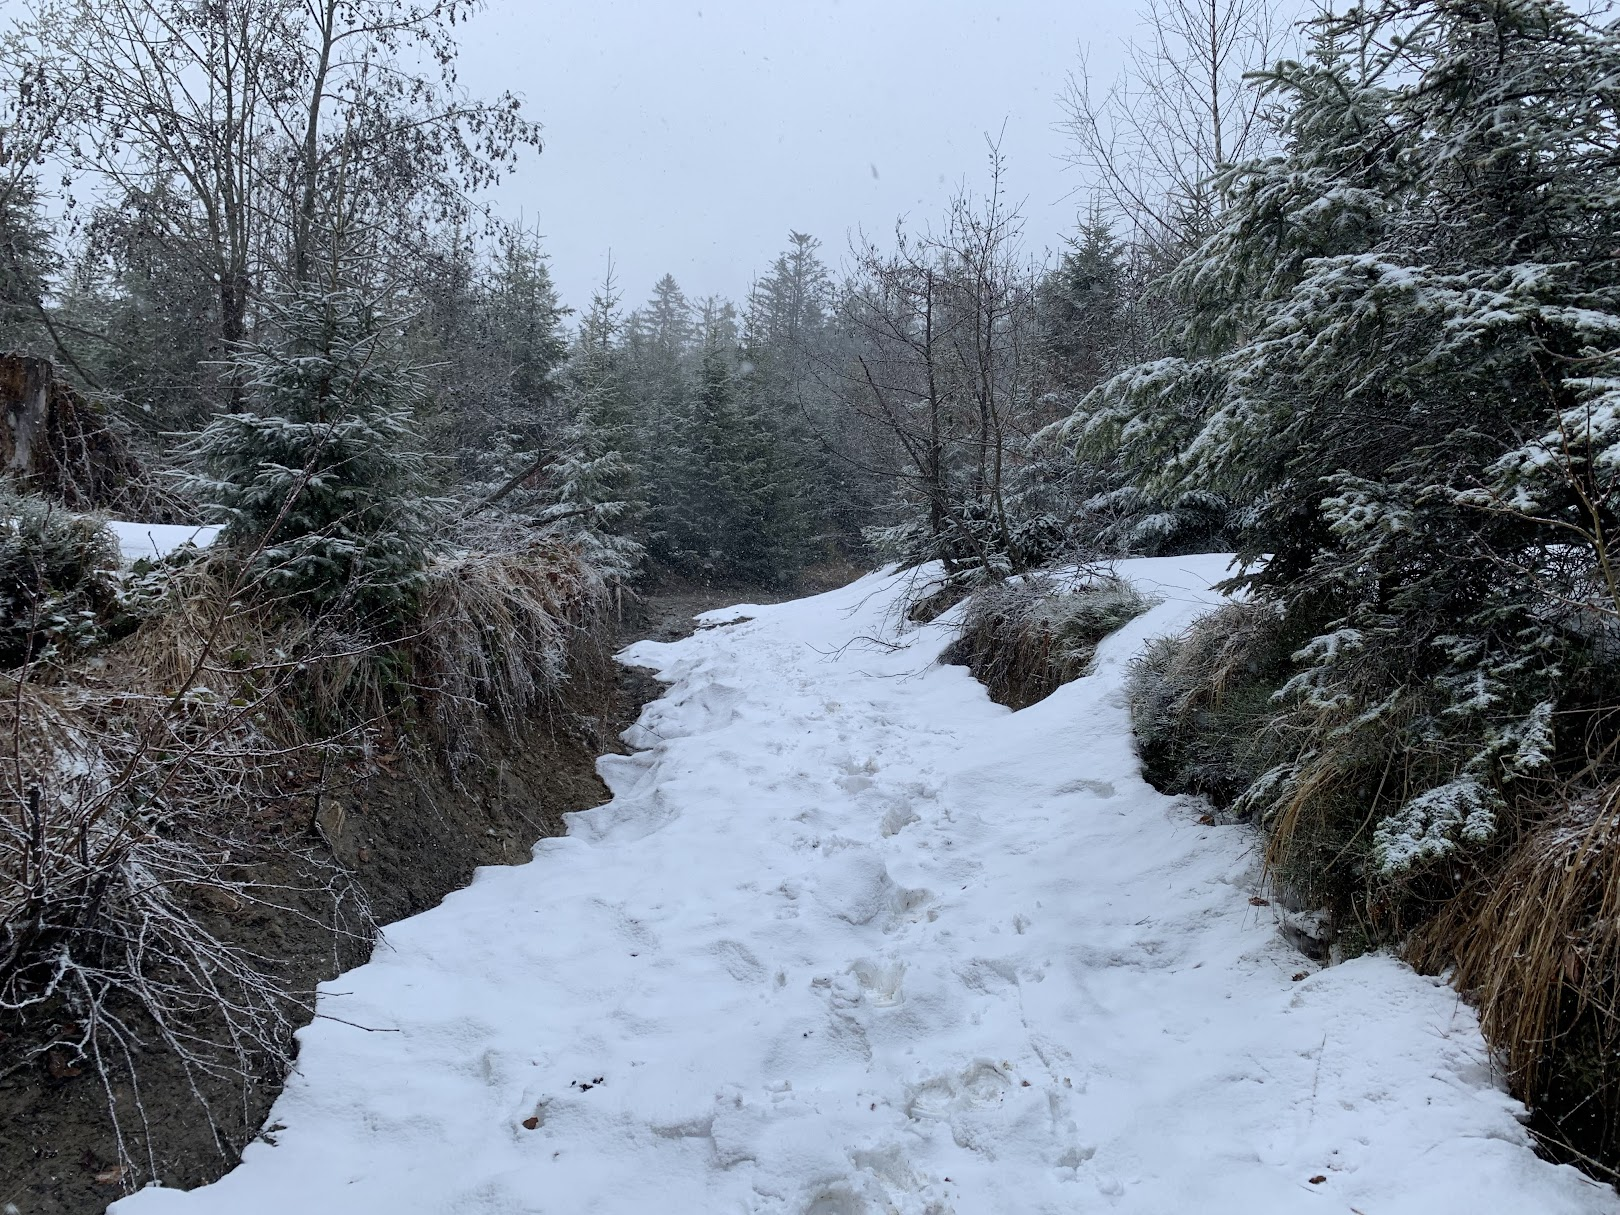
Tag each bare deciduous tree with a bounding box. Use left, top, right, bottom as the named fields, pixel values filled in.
left=840, top=141, right=1040, bottom=574
left=1061, top=0, right=1293, bottom=247
left=22, top=0, right=540, bottom=413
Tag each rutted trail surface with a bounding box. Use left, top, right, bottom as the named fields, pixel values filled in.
left=116, top=559, right=1617, bottom=1214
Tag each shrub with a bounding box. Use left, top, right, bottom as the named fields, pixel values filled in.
left=1128, top=597, right=1620, bottom=1173
left=0, top=575, right=363, bottom=1175
left=0, top=493, right=120, bottom=668
left=1126, top=599, right=1498, bottom=941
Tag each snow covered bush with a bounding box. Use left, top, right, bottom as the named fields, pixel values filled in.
left=865, top=483, right=1082, bottom=594
left=0, top=492, right=121, bottom=667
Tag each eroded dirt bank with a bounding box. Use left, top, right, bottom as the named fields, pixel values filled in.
left=0, top=575, right=849, bottom=1215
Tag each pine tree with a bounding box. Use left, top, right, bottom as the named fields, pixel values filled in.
left=544, top=272, right=644, bottom=586
left=742, top=232, right=864, bottom=561
left=1063, top=0, right=1620, bottom=874
left=1067, top=4, right=1620, bottom=1164
left=622, top=274, right=695, bottom=563
left=184, top=288, right=438, bottom=617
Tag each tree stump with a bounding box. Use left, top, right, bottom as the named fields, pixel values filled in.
left=0, top=353, right=154, bottom=513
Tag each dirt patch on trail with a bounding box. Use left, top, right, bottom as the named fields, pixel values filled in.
left=620, top=562, right=867, bottom=645
left=0, top=571, right=864, bottom=1215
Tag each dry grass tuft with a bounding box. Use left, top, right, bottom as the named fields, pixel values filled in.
left=119, top=551, right=396, bottom=750
left=1141, top=601, right=1285, bottom=722
left=1128, top=600, right=1291, bottom=803
left=1413, top=791, right=1620, bottom=1166
left=124, top=538, right=615, bottom=769
left=944, top=572, right=1156, bottom=709
left=411, top=540, right=611, bottom=772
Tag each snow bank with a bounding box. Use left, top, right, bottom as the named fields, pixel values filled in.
left=107, top=520, right=220, bottom=565
left=113, top=555, right=1619, bottom=1214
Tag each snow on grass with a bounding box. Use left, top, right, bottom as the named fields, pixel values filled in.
left=106, top=520, right=220, bottom=564
left=112, top=554, right=1619, bottom=1214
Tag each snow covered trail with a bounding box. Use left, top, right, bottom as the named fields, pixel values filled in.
left=115, top=556, right=1617, bottom=1215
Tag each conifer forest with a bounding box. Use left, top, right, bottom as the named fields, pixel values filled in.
left=7, top=1, right=1620, bottom=1211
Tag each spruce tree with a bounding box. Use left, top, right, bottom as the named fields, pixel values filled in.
left=418, top=224, right=570, bottom=489
left=652, top=302, right=789, bottom=582
left=622, top=274, right=695, bottom=564
left=483, top=224, right=570, bottom=412
left=184, top=288, right=437, bottom=617
left=545, top=274, right=644, bottom=585
left=1037, top=217, right=1128, bottom=395
left=742, top=233, right=858, bottom=561
left=1064, top=0, right=1620, bottom=878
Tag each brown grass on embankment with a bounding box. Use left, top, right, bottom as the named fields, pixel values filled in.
left=942, top=572, right=1156, bottom=709
left=0, top=536, right=620, bottom=1211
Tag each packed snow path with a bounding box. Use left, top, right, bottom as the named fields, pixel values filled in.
left=117, top=558, right=1617, bottom=1215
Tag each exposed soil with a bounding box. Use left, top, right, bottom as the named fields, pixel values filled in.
left=0, top=567, right=863, bottom=1215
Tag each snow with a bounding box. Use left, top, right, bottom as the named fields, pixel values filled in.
left=112, top=555, right=1619, bottom=1215
left=107, top=520, right=220, bottom=564
left=1374, top=777, right=1504, bottom=876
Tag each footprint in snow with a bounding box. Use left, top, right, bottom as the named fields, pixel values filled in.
left=850, top=1144, right=924, bottom=1193
left=711, top=938, right=767, bottom=984
left=816, top=959, right=907, bottom=1010
left=905, top=1059, right=1011, bottom=1122
left=879, top=801, right=920, bottom=837
left=849, top=958, right=906, bottom=1007
left=802, top=1183, right=868, bottom=1215
left=1056, top=777, right=1117, bottom=799
left=956, top=956, right=1020, bottom=995
left=812, top=852, right=934, bottom=930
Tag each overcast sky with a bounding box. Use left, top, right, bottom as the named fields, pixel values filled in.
left=457, top=0, right=1137, bottom=315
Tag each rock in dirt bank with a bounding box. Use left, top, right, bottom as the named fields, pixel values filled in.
left=106, top=559, right=1620, bottom=1215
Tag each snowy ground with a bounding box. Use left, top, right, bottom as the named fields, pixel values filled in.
left=106, top=520, right=219, bottom=565
left=113, top=557, right=1619, bottom=1215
